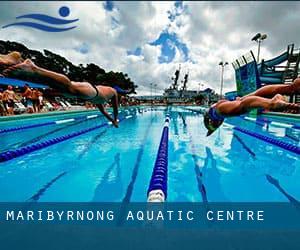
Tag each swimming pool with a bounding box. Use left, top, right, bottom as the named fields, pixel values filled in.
left=0, top=106, right=299, bottom=202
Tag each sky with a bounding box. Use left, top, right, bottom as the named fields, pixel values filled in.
left=0, top=1, right=300, bottom=95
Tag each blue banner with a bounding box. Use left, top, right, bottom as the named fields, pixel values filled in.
left=235, top=61, right=261, bottom=96
left=0, top=202, right=300, bottom=229
left=1, top=202, right=300, bottom=250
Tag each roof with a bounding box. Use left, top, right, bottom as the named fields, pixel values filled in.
left=0, top=77, right=48, bottom=89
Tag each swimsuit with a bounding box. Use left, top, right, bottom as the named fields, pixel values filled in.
left=113, top=85, right=130, bottom=94
left=84, top=83, right=100, bottom=101
left=208, top=107, right=225, bottom=122
left=85, top=84, right=129, bottom=101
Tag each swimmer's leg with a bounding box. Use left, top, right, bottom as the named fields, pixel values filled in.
left=218, top=94, right=300, bottom=115
left=242, top=78, right=300, bottom=99
left=4, top=59, right=76, bottom=93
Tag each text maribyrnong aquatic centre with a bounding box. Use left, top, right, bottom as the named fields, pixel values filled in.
left=3, top=209, right=264, bottom=222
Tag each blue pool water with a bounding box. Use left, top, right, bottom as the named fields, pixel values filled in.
left=0, top=106, right=299, bottom=202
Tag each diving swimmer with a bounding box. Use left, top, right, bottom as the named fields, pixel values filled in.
left=3, top=58, right=133, bottom=127
left=204, top=78, right=300, bottom=136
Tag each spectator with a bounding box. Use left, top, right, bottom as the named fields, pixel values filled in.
left=3, top=85, right=16, bottom=115
left=38, top=89, right=44, bottom=112
left=0, top=89, right=7, bottom=116
left=22, top=84, right=34, bottom=113
left=31, top=88, right=39, bottom=112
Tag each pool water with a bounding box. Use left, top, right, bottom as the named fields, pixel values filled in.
left=0, top=106, right=299, bottom=202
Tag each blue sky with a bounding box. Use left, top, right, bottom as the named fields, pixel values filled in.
left=126, top=1, right=189, bottom=64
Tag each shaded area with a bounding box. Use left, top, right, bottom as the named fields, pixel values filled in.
left=27, top=172, right=67, bottom=202
left=91, top=153, right=122, bottom=202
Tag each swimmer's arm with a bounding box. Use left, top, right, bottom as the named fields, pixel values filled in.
left=111, top=92, right=119, bottom=123
left=96, top=104, right=118, bottom=128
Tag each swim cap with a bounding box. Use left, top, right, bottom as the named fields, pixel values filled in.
left=203, top=110, right=224, bottom=136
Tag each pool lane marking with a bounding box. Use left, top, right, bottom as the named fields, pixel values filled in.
left=55, top=118, right=75, bottom=124
left=2, top=109, right=134, bottom=153
left=0, top=107, right=141, bottom=135
left=178, top=112, right=208, bottom=203
left=91, top=153, right=121, bottom=202
left=77, top=129, right=108, bottom=159
left=2, top=116, right=103, bottom=152
left=0, top=111, right=137, bottom=163
left=238, top=117, right=300, bottom=145
left=244, top=116, right=300, bottom=130
left=233, top=126, right=300, bottom=155
left=27, top=172, right=67, bottom=202
left=233, top=133, right=256, bottom=158
left=266, top=175, right=300, bottom=206
left=0, top=113, right=100, bottom=134
left=121, top=118, right=154, bottom=203
left=87, top=115, right=98, bottom=119
left=241, top=116, right=264, bottom=127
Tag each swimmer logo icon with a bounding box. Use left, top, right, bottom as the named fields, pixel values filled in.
left=2, top=6, right=79, bottom=32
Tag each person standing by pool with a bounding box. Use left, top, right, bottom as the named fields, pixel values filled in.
left=3, top=85, right=17, bottom=115
left=3, top=59, right=132, bottom=127
left=31, top=88, right=40, bottom=113
left=22, top=84, right=34, bottom=113
left=0, top=89, right=7, bottom=116
left=38, top=90, right=44, bottom=112
left=204, top=78, right=300, bottom=136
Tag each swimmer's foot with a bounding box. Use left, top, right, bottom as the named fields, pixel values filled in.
left=3, top=59, right=37, bottom=77
left=270, top=95, right=300, bottom=113
left=0, top=52, right=24, bottom=72
left=291, top=78, right=300, bottom=93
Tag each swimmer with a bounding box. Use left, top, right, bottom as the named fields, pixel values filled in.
left=204, top=78, right=300, bottom=136
left=4, top=59, right=133, bottom=127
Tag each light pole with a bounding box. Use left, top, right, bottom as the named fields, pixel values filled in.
left=219, top=61, right=228, bottom=99
left=154, top=84, right=157, bottom=101
left=251, top=33, right=267, bottom=63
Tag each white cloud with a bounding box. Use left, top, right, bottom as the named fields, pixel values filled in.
left=0, top=1, right=299, bottom=96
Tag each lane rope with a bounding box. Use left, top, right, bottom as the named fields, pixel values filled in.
left=0, top=112, right=136, bottom=163
left=147, top=116, right=170, bottom=202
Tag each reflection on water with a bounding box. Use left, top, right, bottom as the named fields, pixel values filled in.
left=92, top=153, right=123, bottom=202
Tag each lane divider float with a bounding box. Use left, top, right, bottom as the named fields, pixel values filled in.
left=147, top=116, right=170, bottom=202
left=0, top=112, right=136, bottom=163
